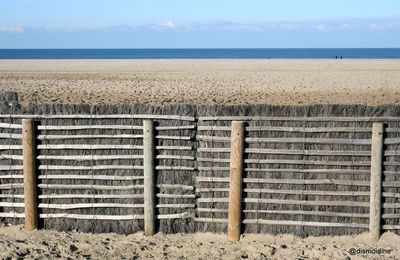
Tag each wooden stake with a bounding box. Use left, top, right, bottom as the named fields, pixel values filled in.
left=228, top=121, right=245, bottom=242
left=22, top=119, right=38, bottom=231
left=370, top=122, right=384, bottom=241
left=143, top=120, right=155, bottom=236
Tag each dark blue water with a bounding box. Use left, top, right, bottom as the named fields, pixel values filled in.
left=0, top=49, right=399, bottom=59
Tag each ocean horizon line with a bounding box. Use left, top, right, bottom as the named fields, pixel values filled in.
left=1, top=48, right=400, bottom=59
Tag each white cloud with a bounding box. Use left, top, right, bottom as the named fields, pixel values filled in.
left=281, top=23, right=301, bottom=29
left=313, top=24, right=328, bottom=32
left=160, top=20, right=176, bottom=29
left=5, top=17, right=400, bottom=35
left=369, top=23, right=386, bottom=29
left=0, top=26, right=25, bottom=33
left=368, top=22, right=400, bottom=30
left=339, top=24, right=352, bottom=30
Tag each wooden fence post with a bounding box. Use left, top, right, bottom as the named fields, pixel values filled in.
left=143, top=119, right=155, bottom=236
left=22, top=119, right=38, bottom=231
left=228, top=121, right=245, bottom=242
left=370, top=122, right=384, bottom=241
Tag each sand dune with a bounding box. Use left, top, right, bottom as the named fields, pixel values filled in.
left=0, top=59, right=399, bottom=106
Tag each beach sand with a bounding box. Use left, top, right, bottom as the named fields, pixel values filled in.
left=0, top=59, right=399, bottom=106
left=1, top=60, right=400, bottom=259
left=0, top=225, right=399, bottom=259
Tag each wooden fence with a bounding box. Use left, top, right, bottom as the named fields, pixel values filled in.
left=1, top=110, right=400, bottom=241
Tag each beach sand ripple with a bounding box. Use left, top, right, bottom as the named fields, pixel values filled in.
left=0, top=59, right=399, bottom=105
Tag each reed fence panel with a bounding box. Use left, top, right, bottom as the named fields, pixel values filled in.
left=0, top=92, right=399, bottom=238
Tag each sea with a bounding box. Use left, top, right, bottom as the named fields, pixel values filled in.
left=0, top=48, right=399, bottom=59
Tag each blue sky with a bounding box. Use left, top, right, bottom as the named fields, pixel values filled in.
left=0, top=0, right=399, bottom=48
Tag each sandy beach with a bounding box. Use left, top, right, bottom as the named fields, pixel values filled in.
left=0, top=59, right=399, bottom=106
left=0, top=225, right=399, bottom=259
left=1, top=59, right=400, bottom=259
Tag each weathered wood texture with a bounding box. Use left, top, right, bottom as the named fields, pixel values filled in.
left=369, top=122, right=384, bottom=241
left=228, top=121, right=245, bottom=242
left=22, top=119, right=38, bottom=231
left=143, top=120, right=156, bottom=236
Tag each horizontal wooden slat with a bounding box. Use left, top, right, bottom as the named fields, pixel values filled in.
left=196, top=187, right=371, bottom=197
left=156, top=204, right=195, bottom=208
left=198, top=126, right=373, bottom=132
left=155, top=146, right=192, bottom=151
left=37, top=155, right=142, bottom=161
left=195, top=217, right=375, bottom=227
left=157, top=155, right=195, bottom=160
left=245, top=168, right=374, bottom=174
left=40, top=213, right=144, bottom=220
left=38, top=165, right=143, bottom=171
left=156, top=166, right=195, bottom=171
left=0, top=194, right=24, bottom=198
left=243, top=210, right=369, bottom=218
left=0, top=165, right=23, bottom=171
left=0, top=202, right=24, bottom=207
left=196, top=177, right=372, bottom=186
left=198, top=167, right=371, bottom=174
left=195, top=218, right=228, bottom=223
left=0, top=212, right=25, bottom=218
left=0, top=194, right=146, bottom=200
left=197, top=208, right=228, bottom=213
left=156, top=125, right=196, bottom=131
left=382, top=203, right=400, bottom=209
left=38, top=194, right=144, bottom=199
left=384, top=138, right=400, bottom=145
left=157, top=212, right=193, bottom=219
left=157, top=184, right=194, bottom=190
left=41, top=213, right=144, bottom=220
left=198, top=125, right=400, bottom=133
left=156, top=194, right=196, bottom=199
left=0, top=154, right=23, bottom=160
left=38, top=134, right=143, bottom=140
left=198, top=157, right=371, bottom=166
left=37, top=175, right=144, bottom=181
left=0, top=114, right=195, bottom=121
left=0, top=175, right=23, bottom=179
left=197, top=197, right=400, bottom=209
left=382, top=225, right=400, bottom=230
left=196, top=198, right=370, bottom=207
left=198, top=136, right=400, bottom=145
left=39, top=125, right=142, bottom=131
left=242, top=219, right=368, bottom=228
left=37, top=134, right=191, bottom=141
left=198, top=116, right=400, bottom=122
left=0, top=212, right=193, bottom=220
left=197, top=135, right=372, bottom=145
left=244, top=198, right=369, bottom=207
left=37, top=144, right=192, bottom=150
left=0, top=133, right=22, bottom=139
left=245, top=210, right=400, bottom=219
left=37, top=144, right=144, bottom=150
left=0, top=183, right=23, bottom=189
left=198, top=147, right=372, bottom=156
left=381, top=213, right=400, bottom=219
left=47, top=212, right=192, bottom=220
left=36, top=154, right=194, bottom=161
left=0, top=122, right=22, bottom=129
left=37, top=184, right=144, bottom=190
left=39, top=203, right=144, bottom=210
left=382, top=192, right=400, bottom=198
left=0, top=145, right=22, bottom=150
left=37, top=125, right=195, bottom=131
left=385, top=151, right=400, bottom=156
